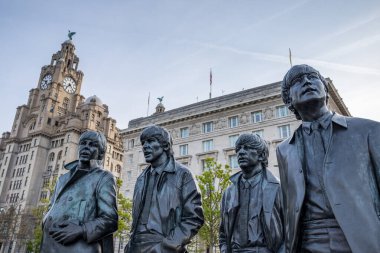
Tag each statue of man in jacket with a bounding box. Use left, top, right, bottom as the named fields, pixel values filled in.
left=125, top=125, right=204, bottom=253
left=276, top=64, right=380, bottom=253
left=220, top=133, right=284, bottom=253
left=40, top=130, right=118, bottom=253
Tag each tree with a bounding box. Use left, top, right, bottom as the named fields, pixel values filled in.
left=196, top=157, right=231, bottom=253
left=0, top=205, right=17, bottom=249
left=115, top=177, right=133, bottom=253
left=26, top=179, right=56, bottom=253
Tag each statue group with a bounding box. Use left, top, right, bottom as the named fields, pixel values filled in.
left=40, top=65, right=380, bottom=253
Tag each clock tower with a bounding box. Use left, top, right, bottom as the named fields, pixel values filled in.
left=34, top=39, right=84, bottom=130
left=0, top=37, right=124, bottom=253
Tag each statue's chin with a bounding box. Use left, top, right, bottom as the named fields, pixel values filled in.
left=78, top=159, right=102, bottom=169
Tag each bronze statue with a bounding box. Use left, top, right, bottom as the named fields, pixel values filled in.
left=157, top=96, right=164, bottom=103
left=276, top=64, right=380, bottom=253
left=125, top=125, right=204, bottom=253
left=40, top=131, right=118, bottom=253
left=68, top=30, right=76, bottom=40
left=220, top=133, right=284, bottom=253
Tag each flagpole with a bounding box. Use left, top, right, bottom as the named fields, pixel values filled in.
left=289, top=48, right=293, bottom=67
left=147, top=92, right=150, bottom=116
left=209, top=68, right=212, bottom=99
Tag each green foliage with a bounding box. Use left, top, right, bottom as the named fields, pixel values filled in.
left=26, top=179, right=56, bottom=253
left=115, top=178, right=133, bottom=244
left=196, top=158, right=231, bottom=252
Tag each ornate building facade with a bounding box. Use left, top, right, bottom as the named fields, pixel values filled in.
left=0, top=39, right=123, bottom=253
left=120, top=80, right=350, bottom=198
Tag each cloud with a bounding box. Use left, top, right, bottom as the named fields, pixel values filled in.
left=191, top=41, right=380, bottom=76
left=319, top=33, right=380, bottom=59
left=307, top=12, right=380, bottom=49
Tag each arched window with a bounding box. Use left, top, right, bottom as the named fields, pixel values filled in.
left=116, top=165, right=121, bottom=174
left=48, top=152, right=55, bottom=162
left=57, top=151, right=62, bottom=160
left=29, top=120, right=36, bottom=130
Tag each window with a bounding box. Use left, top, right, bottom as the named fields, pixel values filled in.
left=116, top=165, right=121, bottom=173
left=30, top=151, right=34, bottom=160
left=48, top=152, right=55, bottom=162
left=180, top=127, right=189, bottom=138
left=179, top=144, right=188, bottom=156
left=229, top=135, right=239, bottom=148
left=202, top=122, right=213, bottom=133
left=43, top=178, right=50, bottom=188
left=128, top=139, right=134, bottom=149
left=202, top=140, right=214, bottom=152
left=228, top=116, right=239, bottom=128
left=127, top=154, right=133, bottom=163
left=57, top=151, right=62, bottom=160
left=40, top=191, right=48, bottom=201
left=229, top=154, right=239, bottom=169
left=276, top=105, right=289, bottom=118
left=252, top=130, right=264, bottom=137
left=251, top=111, right=263, bottom=123
left=126, top=171, right=132, bottom=181
left=278, top=124, right=291, bottom=139
left=201, top=159, right=211, bottom=171
left=29, top=120, right=36, bottom=130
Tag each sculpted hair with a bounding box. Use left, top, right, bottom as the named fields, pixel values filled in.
left=281, top=64, right=329, bottom=120
left=235, top=133, right=269, bottom=169
left=140, top=125, right=174, bottom=156
left=79, top=130, right=107, bottom=161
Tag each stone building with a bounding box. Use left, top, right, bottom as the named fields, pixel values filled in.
left=120, top=80, right=350, bottom=198
left=0, top=39, right=123, bottom=253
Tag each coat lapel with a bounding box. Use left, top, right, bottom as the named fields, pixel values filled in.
left=262, top=172, right=279, bottom=228
left=55, top=162, right=97, bottom=200
left=131, top=167, right=150, bottom=229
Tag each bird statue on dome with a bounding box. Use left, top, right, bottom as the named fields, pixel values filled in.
left=68, top=30, right=76, bottom=40
left=157, top=96, right=164, bottom=103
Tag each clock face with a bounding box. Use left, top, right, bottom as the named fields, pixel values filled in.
left=63, top=77, right=77, bottom=94
left=40, top=74, right=52, bottom=90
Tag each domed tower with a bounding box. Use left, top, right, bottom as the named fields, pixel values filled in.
left=154, top=96, right=165, bottom=114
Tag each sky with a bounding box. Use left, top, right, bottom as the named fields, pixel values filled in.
left=0, top=0, right=380, bottom=133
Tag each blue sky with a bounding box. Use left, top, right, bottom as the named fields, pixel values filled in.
left=0, top=0, right=380, bottom=133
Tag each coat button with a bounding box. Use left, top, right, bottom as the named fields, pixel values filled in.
left=63, top=215, right=69, bottom=220
left=299, top=169, right=303, bottom=173
left=68, top=196, right=73, bottom=201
